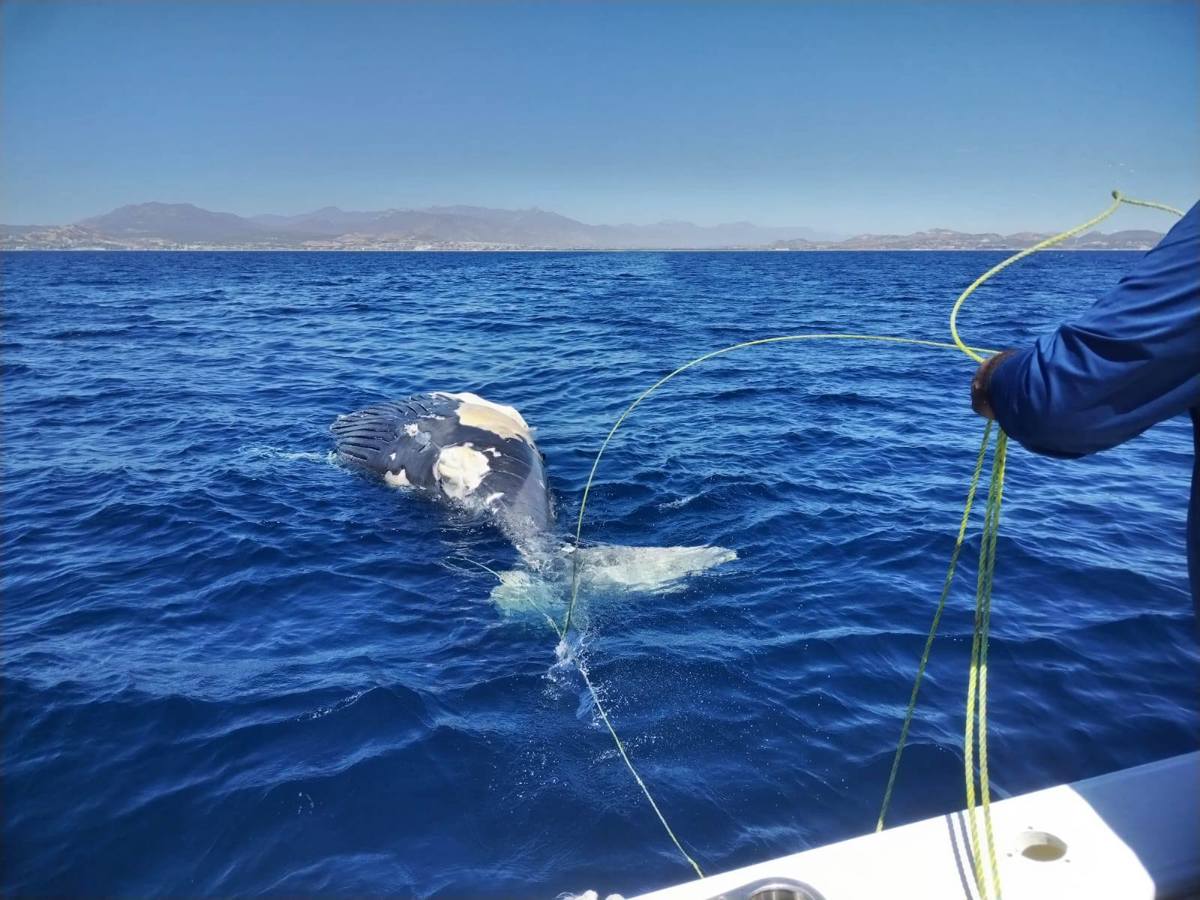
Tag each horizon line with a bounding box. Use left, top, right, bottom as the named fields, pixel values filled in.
left=0, top=197, right=1175, bottom=238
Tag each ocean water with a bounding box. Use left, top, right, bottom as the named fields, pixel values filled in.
left=2, top=250, right=1197, bottom=898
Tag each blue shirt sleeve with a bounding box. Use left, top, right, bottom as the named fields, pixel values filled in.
left=988, top=201, right=1200, bottom=458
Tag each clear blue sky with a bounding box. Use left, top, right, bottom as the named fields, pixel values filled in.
left=2, top=1, right=1197, bottom=232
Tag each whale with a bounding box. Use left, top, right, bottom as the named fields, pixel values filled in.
left=331, top=391, right=736, bottom=612
left=331, top=391, right=554, bottom=546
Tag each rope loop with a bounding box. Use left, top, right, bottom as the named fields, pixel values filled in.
left=551, top=191, right=1183, bottom=882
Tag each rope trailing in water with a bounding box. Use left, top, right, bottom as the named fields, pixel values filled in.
left=559, top=335, right=998, bottom=636
left=575, top=654, right=706, bottom=878
left=555, top=335, right=996, bottom=881
left=462, top=563, right=707, bottom=876
left=554, top=191, right=1182, bottom=882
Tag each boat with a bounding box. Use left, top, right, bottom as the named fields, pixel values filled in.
left=629, top=752, right=1199, bottom=900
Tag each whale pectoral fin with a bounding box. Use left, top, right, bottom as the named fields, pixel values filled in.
left=572, top=544, right=738, bottom=594
left=488, top=543, right=738, bottom=618
left=330, top=404, right=409, bottom=470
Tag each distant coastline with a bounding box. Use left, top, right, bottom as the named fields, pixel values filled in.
left=0, top=246, right=1159, bottom=253
left=1, top=201, right=1164, bottom=252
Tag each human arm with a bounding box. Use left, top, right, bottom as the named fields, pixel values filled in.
left=974, top=202, right=1200, bottom=458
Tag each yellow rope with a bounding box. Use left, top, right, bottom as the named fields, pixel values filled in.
left=950, top=191, right=1184, bottom=362
left=558, top=335, right=998, bottom=637
left=463, top=562, right=706, bottom=874
left=875, top=420, right=993, bottom=833
left=548, top=335, right=994, bottom=880
left=553, top=191, right=1182, bottom=882
left=576, top=660, right=706, bottom=877
left=963, top=430, right=1007, bottom=899
left=978, top=435, right=1007, bottom=899
left=1118, top=194, right=1186, bottom=217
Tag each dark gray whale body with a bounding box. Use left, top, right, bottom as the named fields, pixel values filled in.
left=331, top=391, right=554, bottom=538
left=333, top=391, right=738, bottom=607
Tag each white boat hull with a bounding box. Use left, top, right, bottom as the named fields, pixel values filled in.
left=633, top=752, right=1200, bottom=900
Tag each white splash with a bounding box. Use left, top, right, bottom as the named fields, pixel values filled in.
left=240, top=446, right=338, bottom=465
left=659, top=492, right=701, bottom=510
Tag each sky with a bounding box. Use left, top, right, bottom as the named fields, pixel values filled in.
left=2, top=1, right=1197, bottom=233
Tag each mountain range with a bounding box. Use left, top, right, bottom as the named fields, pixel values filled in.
left=0, top=202, right=1164, bottom=251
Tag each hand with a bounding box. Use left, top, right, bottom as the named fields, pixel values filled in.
left=971, top=350, right=1015, bottom=420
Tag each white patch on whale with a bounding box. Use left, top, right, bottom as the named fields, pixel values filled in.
left=435, top=391, right=534, bottom=444
left=434, top=444, right=491, bottom=499
left=403, top=423, right=420, bottom=437
left=384, top=468, right=412, bottom=488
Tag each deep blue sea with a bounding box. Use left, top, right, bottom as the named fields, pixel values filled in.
left=3, top=250, right=1197, bottom=898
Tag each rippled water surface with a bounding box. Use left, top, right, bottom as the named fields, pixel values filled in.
left=3, top=250, right=1197, bottom=898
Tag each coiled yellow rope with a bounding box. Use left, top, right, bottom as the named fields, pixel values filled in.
left=963, top=429, right=1008, bottom=898
left=881, top=191, right=1181, bottom=899
left=555, top=191, right=1182, bottom=887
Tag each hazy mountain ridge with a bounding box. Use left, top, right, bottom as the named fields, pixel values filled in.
left=771, top=227, right=1166, bottom=251
left=3, top=202, right=834, bottom=250
left=1, top=201, right=1164, bottom=250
